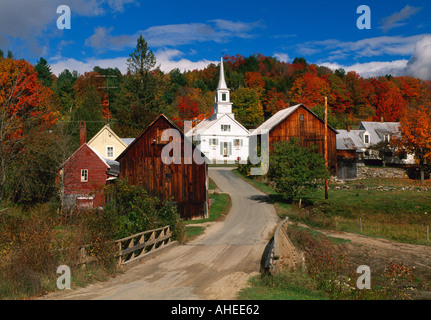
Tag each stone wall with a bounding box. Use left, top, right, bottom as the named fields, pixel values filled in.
left=357, top=166, right=408, bottom=179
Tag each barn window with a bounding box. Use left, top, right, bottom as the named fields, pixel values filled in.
left=299, top=114, right=304, bottom=121
left=107, top=146, right=114, bottom=158
left=221, top=124, right=231, bottom=132
left=81, top=169, right=88, bottom=182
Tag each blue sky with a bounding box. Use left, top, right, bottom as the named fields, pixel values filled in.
left=1, top=0, right=430, bottom=79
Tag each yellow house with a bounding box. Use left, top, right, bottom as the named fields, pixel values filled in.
left=87, top=124, right=134, bottom=160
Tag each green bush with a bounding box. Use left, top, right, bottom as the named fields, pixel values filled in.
left=268, top=139, right=329, bottom=202
left=104, top=179, right=184, bottom=241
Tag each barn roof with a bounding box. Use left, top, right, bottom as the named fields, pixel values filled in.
left=116, top=114, right=207, bottom=162
left=253, top=104, right=338, bottom=134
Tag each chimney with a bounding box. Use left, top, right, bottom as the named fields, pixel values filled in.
left=347, top=124, right=351, bottom=132
left=380, top=116, right=384, bottom=123
left=79, top=121, right=87, bottom=146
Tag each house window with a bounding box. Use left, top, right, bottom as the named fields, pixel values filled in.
left=222, top=93, right=226, bottom=101
left=234, top=139, right=243, bottom=147
left=209, top=138, right=218, bottom=146
left=364, top=134, right=370, bottom=144
left=221, top=124, right=231, bottom=132
left=384, top=135, right=390, bottom=142
left=221, top=142, right=232, bottom=156
left=81, top=169, right=88, bottom=182
left=107, top=146, right=114, bottom=158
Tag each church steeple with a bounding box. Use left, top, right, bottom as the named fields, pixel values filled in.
left=217, top=57, right=228, bottom=89
left=213, top=57, right=233, bottom=119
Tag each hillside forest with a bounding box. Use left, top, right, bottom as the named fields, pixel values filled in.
left=1, top=36, right=431, bottom=206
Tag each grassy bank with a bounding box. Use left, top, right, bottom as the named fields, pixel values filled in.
left=183, top=178, right=231, bottom=240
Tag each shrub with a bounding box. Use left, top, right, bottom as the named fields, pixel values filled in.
left=268, top=139, right=329, bottom=202
left=104, top=179, right=184, bottom=241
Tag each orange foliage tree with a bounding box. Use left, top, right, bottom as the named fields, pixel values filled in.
left=0, top=57, right=58, bottom=202
left=391, top=105, right=431, bottom=183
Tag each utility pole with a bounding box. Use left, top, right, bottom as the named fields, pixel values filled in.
left=324, top=96, right=329, bottom=199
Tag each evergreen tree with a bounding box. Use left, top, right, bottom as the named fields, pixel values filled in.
left=35, top=57, right=53, bottom=87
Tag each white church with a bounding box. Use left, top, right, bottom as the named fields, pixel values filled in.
left=185, top=58, right=250, bottom=163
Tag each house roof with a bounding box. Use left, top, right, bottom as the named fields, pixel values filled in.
left=64, top=143, right=119, bottom=177
left=253, top=104, right=338, bottom=134
left=87, top=124, right=128, bottom=149
left=185, top=113, right=249, bottom=137
left=359, top=122, right=401, bottom=145
left=121, top=138, right=135, bottom=146
left=336, top=130, right=366, bottom=151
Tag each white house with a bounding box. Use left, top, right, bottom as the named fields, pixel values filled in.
left=185, top=58, right=250, bottom=163
left=336, top=121, right=415, bottom=166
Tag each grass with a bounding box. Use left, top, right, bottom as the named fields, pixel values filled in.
left=239, top=271, right=329, bottom=300
left=234, top=169, right=431, bottom=246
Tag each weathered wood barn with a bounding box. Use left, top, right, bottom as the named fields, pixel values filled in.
left=253, top=104, right=338, bottom=175
left=116, top=114, right=209, bottom=220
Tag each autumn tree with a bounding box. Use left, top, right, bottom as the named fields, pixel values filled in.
left=391, top=105, right=431, bottom=183
left=231, top=87, right=264, bottom=128
left=371, top=77, right=405, bottom=122
left=289, top=72, right=330, bottom=107
left=0, top=58, right=59, bottom=204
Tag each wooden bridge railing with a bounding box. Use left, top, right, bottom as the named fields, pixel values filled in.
left=115, top=225, right=173, bottom=266
left=76, top=225, right=174, bottom=268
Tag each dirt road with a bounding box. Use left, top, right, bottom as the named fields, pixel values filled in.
left=41, top=167, right=279, bottom=300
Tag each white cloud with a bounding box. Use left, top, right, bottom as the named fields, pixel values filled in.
left=84, top=19, right=263, bottom=51
left=321, top=35, right=431, bottom=80
left=405, top=35, right=431, bottom=80
left=321, top=60, right=409, bottom=78
left=154, top=49, right=217, bottom=73
left=0, top=0, right=137, bottom=54
left=380, top=5, right=421, bottom=33
left=300, top=35, right=429, bottom=61
left=50, top=56, right=129, bottom=76
left=274, top=52, right=289, bottom=63
left=49, top=50, right=216, bottom=75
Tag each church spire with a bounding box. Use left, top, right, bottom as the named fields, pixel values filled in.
left=217, top=57, right=228, bottom=89
left=212, top=57, right=233, bottom=119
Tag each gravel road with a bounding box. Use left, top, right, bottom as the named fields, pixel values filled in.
left=41, top=167, right=279, bottom=300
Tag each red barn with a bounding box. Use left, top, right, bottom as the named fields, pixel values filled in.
left=63, top=121, right=119, bottom=210
left=116, top=114, right=209, bottom=220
